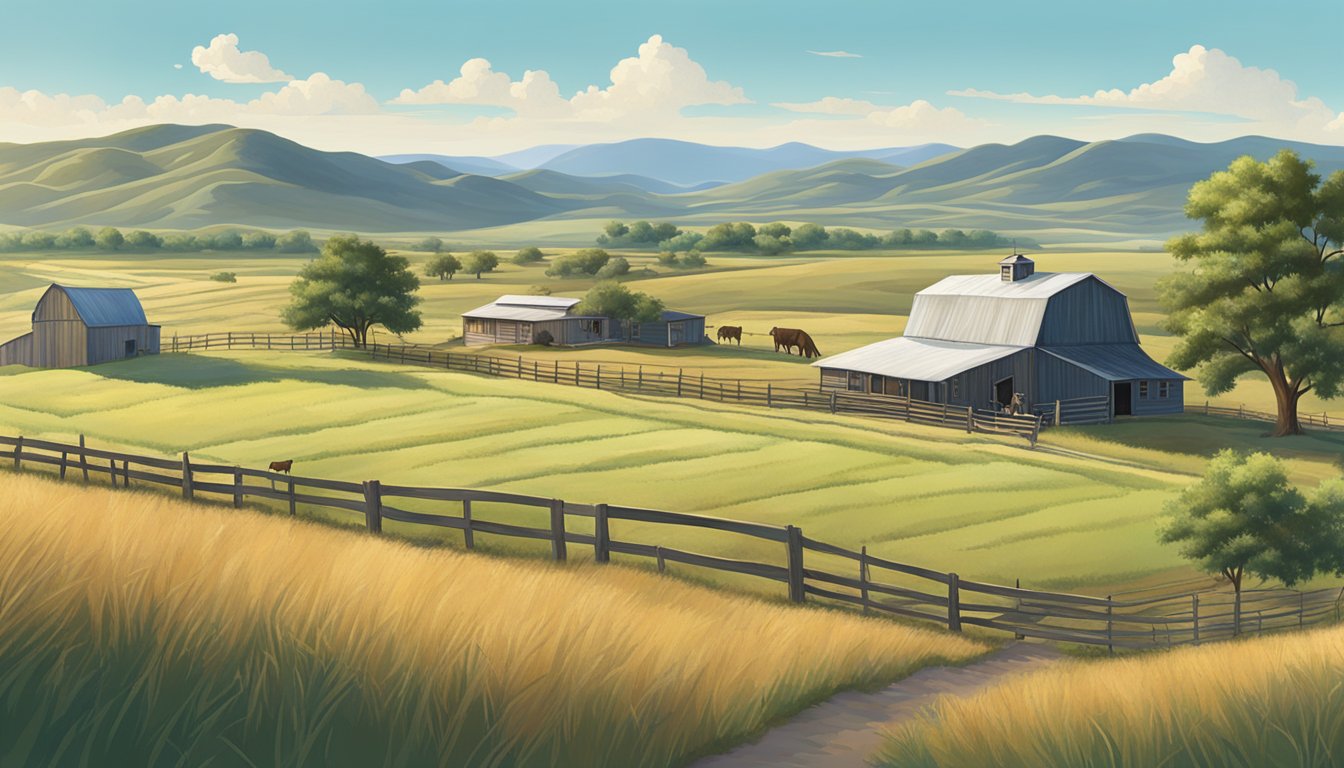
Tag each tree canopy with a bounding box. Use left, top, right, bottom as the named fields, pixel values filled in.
left=1161, top=449, right=1344, bottom=629
left=575, top=281, right=665, bottom=323
left=281, top=234, right=422, bottom=347
left=512, top=246, right=544, bottom=264
left=545, top=248, right=611, bottom=277
left=95, top=226, right=124, bottom=251
left=1162, top=150, right=1344, bottom=436
left=424, top=253, right=462, bottom=281
left=463, top=250, right=499, bottom=279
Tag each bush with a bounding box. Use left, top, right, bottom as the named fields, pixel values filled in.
left=513, top=246, right=544, bottom=264
left=699, top=222, right=757, bottom=251
left=242, top=231, right=277, bottom=250
left=209, top=272, right=237, bottom=283
left=21, top=231, right=57, bottom=250
left=203, top=231, right=244, bottom=251
left=124, top=230, right=162, bottom=249
left=275, top=230, right=317, bottom=253
left=790, top=223, right=828, bottom=250
left=594, top=256, right=630, bottom=279
left=56, top=227, right=94, bottom=249
left=677, top=250, right=707, bottom=268
left=657, top=251, right=678, bottom=266
left=753, top=234, right=789, bottom=255
left=658, top=232, right=703, bottom=252
left=546, top=248, right=611, bottom=277
left=411, top=236, right=444, bottom=253
left=535, top=329, right=554, bottom=346
left=161, top=234, right=200, bottom=251
left=95, top=227, right=124, bottom=251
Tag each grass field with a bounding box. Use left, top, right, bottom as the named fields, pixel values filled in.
left=877, top=624, right=1344, bottom=767
left=0, top=471, right=986, bottom=767
left=6, top=348, right=1341, bottom=595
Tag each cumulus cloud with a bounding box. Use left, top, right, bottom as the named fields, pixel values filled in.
left=191, top=33, right=294, bottom=83
left=865, top=100, right=978, bottom=133
left=951, top=45, right=1342, bottom=137
left=773, top=96, right=880, bottom=115
left=806, top=50, right=861, bottom=58
left=394, top=35, right=747, bottom=123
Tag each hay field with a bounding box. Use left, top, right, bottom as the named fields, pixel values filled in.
left=0, top=471, right=986, bottom=767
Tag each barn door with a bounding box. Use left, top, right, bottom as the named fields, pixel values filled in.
left=1114, top=382, right=1133, bottom=416
left=994, top=377, right=1014, bottom=409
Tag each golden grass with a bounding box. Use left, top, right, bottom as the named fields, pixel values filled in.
left=0, top=471, right=986, bottom=767
left=878, top=626, right=1344, bottom=768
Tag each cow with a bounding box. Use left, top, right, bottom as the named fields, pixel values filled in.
left=769, top=327, right=821, bottom=358
left=716, top=325, right=743, bottom=345
left=269, top=460, right=293, bottom=474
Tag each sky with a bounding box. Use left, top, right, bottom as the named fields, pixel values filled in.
left=2, top=0, right=1342, bottom=156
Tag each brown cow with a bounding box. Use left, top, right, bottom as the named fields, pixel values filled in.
left=769, top=327, right=822, bottom=358
left=269, top=460, right=293, bottom=474
left=716, top=325, right=743, bottom=345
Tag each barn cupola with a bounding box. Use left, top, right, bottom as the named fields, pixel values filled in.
left=999, top=253, right=1035, bottom=282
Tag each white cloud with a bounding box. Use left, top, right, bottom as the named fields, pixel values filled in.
left=173, top=64, right=183, bottom=70
left=951, top=45, right=1343, bottom=138
left=191, top=33, right=294, bottom=84
left=807, top=50, right=861, bottom=58
left=392, top=58, right=568, bottom=116
left=866, top=99, right=979, bottom=133
left=773, top=96, right=880, bottom=115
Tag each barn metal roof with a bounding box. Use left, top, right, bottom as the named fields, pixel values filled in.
left=494, top=295, right=581, bottom=309
left=55, top=286, right=149, bottom=327
left=659, top=310, right=704, bottom=321
left=904, top=272, right=1095, bottom=346
left=1041, top=345, right=1188, bottom=381
left=462, top=302, right=572, bottom=322
left=811, top=336, right=1025, bottom=382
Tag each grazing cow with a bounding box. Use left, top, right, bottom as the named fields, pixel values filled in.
left=716, top=325, right=743, bottom=345
left=769, top=327, right=821, bottom=358
left=269, top=460, right=293, bottom=474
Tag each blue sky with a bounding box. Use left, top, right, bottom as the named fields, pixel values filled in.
left=2, top=0, right=1341, bottom=154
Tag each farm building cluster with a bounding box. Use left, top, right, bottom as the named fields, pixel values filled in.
left=813, top=255, right=1185, bottom=419
left=0, top=284, right=159, bottom=368
left=462, top=295, right=707, bottom=347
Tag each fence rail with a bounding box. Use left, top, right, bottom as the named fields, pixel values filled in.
left=4, top=432, right=1339, bottom=650
left=165, top=332, right=1044, bottom=444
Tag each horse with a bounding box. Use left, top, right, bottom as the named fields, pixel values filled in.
left=716, top=325, right=743, bottom=345
left=769, top=327, right=821, bottom=358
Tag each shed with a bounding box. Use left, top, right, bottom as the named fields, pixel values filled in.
left=0, top=284, right=160, bottom=368
left=462, top=295, right=707, bottom=348
left=813, top=255, right=1186, bottom=419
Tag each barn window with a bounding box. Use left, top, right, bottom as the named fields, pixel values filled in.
left=580, top=319, right=603, bottom=335
left=465, top=318, right=488, bottom=334
left=847, top=372, right=864, bottom=391
left=124, top=339, right=137, bottom=356
left=1159, top=381, right=1170, bottom=398
left=870, top=374, right=885, bottom=394
left=1139, top=381, right=1150, bottom=398
left=950, top=377, right=959, bottom=400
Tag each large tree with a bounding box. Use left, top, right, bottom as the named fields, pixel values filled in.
left=1162, top=150, right=1344, bottom=435
left=575, top=281, right=664, bottom=323
left=1161, top=449, right=1344, bottom=633
left=424, top=253, right=462, bottom=281
left=282, top=235, right=422, bottom=347
left=463, top=250, right=498, bottom=279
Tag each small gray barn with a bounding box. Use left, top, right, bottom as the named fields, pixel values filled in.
left=0, top=284, right=160, bottom=368
left=813, top=255, right=1186, bottom=419
left=462, top=295, right=707, bottom=348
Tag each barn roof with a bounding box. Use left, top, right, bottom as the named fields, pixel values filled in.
left=52, top=285, right=149, bottom=327
left=904, top=272, right=1097, bottom=346
left=1041, top=345, right=1188, bottom=381
left=659, top=310, right=704, bottom=321
left=811, top=336, right=1025, bottom=382
left=463, top=294, right=581, bottom=321
left=494, top=295, right=581, bottom=309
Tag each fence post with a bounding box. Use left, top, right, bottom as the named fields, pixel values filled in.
left=79, top=434, right=90, bottom=483
left=656, top=545, right=666, bottom=573
left=1234, top=589, right=1242, bottom=636
left=232, top=467, right=243, bottom=508
left=287, top=476, right=296, bottom=516
left=12, top=435, right=21, bottom=470
left=1300, top=591, right=1305, bottom=627
left=596, top=365, right=602, bottom=390
left=767, top=383, right=772, bottom=407
left=1055, top=399, right=1062, bottom=426
left=829, top=391, right=837, bottom=413
left=107, top=458, right=117, bottom=485
left=1106, top=595, right=1114, bottom=653
left=699, top=372, right=705, bottom=399
left=550, top=499, right=567, bottom=561
left=860, top=545, right=870, bottom=614
left=227, top=331, right=233, bottom=349
left=1014, top=578, right=1024, bottom=639
left=947, top=573, right=962, bottom=632
left=594, top=503, right=610, bottom=563
left=362, top=480, right=382, bottom=534
left=59, top=450, right=68, bottom=480
left=966, top=406, right=973, bottom=433
left=1192, top=593, right=1200, bottom=645
left=180, top=454, right=193, bottom=503
left=638, top=366, right=644, bottom=389
left=122, top=460, right=130, bottom=488
left=677, top=369, right=683, bottom=397
left=786, top=525, right=805, bottom=603
left=462, top=499, right=474, bottom=549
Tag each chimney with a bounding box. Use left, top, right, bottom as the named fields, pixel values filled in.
left=999, top=253, right=1034, bottom=282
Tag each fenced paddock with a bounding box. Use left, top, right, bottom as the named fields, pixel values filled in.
left=3, top=432, right=1340, bottom=651
left=164, top=332, right=1045, bottom=445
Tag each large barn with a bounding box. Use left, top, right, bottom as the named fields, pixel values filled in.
left=813, top=255, right=1186, bottom=419
left=0, top=284, right=160, bottom=368
left=462, top=295, right=707, bottom=348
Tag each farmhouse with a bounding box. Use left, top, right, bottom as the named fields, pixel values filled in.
left=813, top=255, right=1186, bottom=419
left=462, top=295, right=707, bottom=348
left=0, top=284, right=160, bottom=368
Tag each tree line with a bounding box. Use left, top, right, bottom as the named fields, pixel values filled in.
left=0, top=227, right=318, bottom=253
left=597, top=220, right=1021, bottom=254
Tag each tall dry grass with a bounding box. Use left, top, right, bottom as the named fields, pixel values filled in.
left=879, top=625, right=1344, bottom=768
left=0, top=472, right=984, bottom=767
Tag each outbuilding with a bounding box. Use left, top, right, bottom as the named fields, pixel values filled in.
left=813, top=255, right=1186, bottom=420
left=0, top=284, right=160, bottom=368
left=462, top=295, right=707, bottom=348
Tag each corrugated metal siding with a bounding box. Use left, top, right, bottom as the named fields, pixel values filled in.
left=33, top=287, right=81, bottom=322
left=813, top=336, right=1024, bottom=381
left=1037, top=279, right=1138, bottom=345
left=87, top=325, right=158, bottom=365
left=905, top=294, right=1047, bottom=346
left=0, top=332, right=33, bottom=366
left=1036, top=353, right=1109, bottom=404
left=944, top=350, right=1033, bottom=410
left=1039, top=344, right=1185, bottom=380
left=1133, top=380, right=1184, bottom=415
left=60, top=287, right=148, bottom=327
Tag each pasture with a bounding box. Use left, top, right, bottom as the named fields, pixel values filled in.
left=0, top=471, right=986, bottom=767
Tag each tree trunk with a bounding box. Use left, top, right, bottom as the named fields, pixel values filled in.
left=1268, top=370, right=1304, bottom=436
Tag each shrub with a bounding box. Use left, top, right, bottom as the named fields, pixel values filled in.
left=124, top=230, right=163, bottom=249
left=242, top=231, right=277, bottom=250
left=95, top=227, right=124, bottom=251
left=411, top=236, right=444, bottom=253
left=513, top=246, right=544, bottom=264
left=594, top=256, right=630, bottom=279
left=545, top=248, right=610, bottom=277
left=275, top=230, right=317, bottom=253
left=677, top=250, right=707, bottom=268
left=209, top=272, right=237, bottom=283
left=535, top=329, right=555, bottom=346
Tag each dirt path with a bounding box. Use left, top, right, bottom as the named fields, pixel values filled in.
left=691, top=643, right=1065, bottom=768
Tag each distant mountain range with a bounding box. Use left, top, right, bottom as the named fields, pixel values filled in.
left=3, top=124, right=1344, bottom=240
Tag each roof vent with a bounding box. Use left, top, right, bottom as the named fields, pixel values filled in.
left=999, top=253, right=1034, bottom=282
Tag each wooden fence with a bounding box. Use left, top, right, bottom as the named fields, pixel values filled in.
left=4, top=432, right=1339, bottom=650
left=1193, top=401, right=1342, bottom=432
left=165, top=332, right=1044, bottom=444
